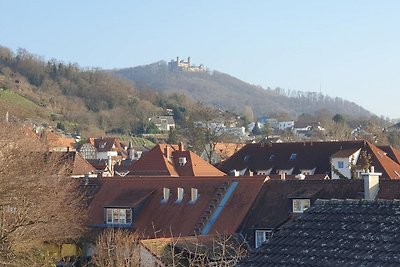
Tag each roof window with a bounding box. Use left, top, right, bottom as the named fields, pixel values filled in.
left=289, top=153, right=297, bottom=161
left=268, top=154, right=276, bottom=161
left=244, top=155, right=250, bottom=162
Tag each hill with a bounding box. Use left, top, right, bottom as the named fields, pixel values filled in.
left=0, top=46, right=197, bottom=137
left=112, top=61, right=371, bottom=119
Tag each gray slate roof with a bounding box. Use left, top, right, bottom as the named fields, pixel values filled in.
left=238, top=199, right=400, bottom=267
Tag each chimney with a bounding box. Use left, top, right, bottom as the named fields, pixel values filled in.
left=176, top=187, right=184, bottom=203
left=107, top=155, right=114, bottom=177
left=178, top=142, right=184, bottom=151
left=280, top=172, right=286, bottom=180
left=164, top=146, right=171, bottom=161
left=362, top=166, right=381, bottom=200
left=162, top=187, right=170, bottom=203
left=190, top=188, right=199, bottom=203
left=230, top=169, right=239, bottom=176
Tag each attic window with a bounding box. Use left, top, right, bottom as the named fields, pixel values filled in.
left=105, top=208, right=132, bottom=225
left=292, top=199, right=310, bottom=213
left=255, top=230, right=272, bottom=248
left=289, top=153, right=297, bottom=161
left=268, top=154, right=276, bottom=161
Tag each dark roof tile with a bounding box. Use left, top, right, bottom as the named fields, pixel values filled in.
left=239, top=199, right=400, bottom=266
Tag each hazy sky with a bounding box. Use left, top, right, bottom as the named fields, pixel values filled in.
left=1, top=1, right=399, bottom=118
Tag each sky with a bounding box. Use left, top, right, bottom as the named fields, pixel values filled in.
left=1, top=1, right=399, bottom=119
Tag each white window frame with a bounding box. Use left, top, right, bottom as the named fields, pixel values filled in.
left=255, top=230, right=272, bottom=248
left=292, top=199, right=310, bottom=213
left=105, top=208, right=132, bottom=225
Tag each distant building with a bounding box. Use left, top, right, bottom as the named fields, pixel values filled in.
left=168, top=56, right=206, bottom=72
left=149, top=115, right=175, bottom=131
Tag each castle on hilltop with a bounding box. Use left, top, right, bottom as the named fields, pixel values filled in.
left=168, top=57, right=206, bottom=72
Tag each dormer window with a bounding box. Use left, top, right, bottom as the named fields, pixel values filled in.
left=255, top=230, right=272, bottom=248
left=338, top=161, right=344, bottom=169
left=268, top=154, right=276, bottom=161
left=178, top=157, right=187, bottom=166
left=244, top=155, right=250, bottom=162
left=289, top=153, right=297, bottom=161
left=292, top=199, right=310, bottom=213
left=105, top=208, right=132, bottom=225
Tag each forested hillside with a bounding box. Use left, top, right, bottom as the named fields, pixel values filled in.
left=113, top=61, right=371, bottom=119
left=0, top=46, right=194, bottom=136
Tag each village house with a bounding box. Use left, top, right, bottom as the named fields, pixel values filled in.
left=218, top=140, right=400, bottom=179
left=149, top=115, right=176, bottom=132
left=128, top=143, right=226, bottom=177
left=87, top=175, right=265, bottom=238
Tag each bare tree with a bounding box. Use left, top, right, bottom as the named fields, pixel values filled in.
left=184, top=105, right=234, bottom=163
left=91, top=229, right=141, bottom=267
left=0, top=122, right=85, bottom=266
left=152, top=234, right=248, bottom=267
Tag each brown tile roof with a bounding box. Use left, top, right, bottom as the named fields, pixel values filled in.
left=129, top=144, right=226, bottom=177
left=218, top=140, right=400, bottom=179
left=87, top=176, right=265, bottom=238
left=330, top=148, right=360, bottom=158
left=45, top=131, right=76, bottom=151
left=50, top=151, right=96, bottom=176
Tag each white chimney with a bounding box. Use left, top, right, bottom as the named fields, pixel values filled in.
left=230, top=169, right=239, bottom=176
left=162, top=187, right=170, bottom=203
left=190, top=188, right=199, bottom=203
left=362, top=166, right=381, bottom=200
left=177, top=187, right=184, bottom=203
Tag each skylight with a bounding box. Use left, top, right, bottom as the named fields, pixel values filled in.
left=289, top=153, right=297, bottom=161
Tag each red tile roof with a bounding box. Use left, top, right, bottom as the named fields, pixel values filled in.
left=378, top=145, right=400, bottom=164
left=129, top=144, right=226, bottom=177
left=218, top=140, right=400, bottom=179
left=87, top=176, right=265, bottom=238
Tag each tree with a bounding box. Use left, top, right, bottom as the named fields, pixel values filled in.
left=242, top=106, right=254, bottom=123
left=332, top=114, right=345, bottom=125
left=91, top=229, right=140, bottom=267
left=359, top=150, right=372, bottom=173
left=183, top=104, right=234, bottom=163
left=0, top=122, right=85, bottom=266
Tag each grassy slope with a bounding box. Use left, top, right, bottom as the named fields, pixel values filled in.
left=0, top=89, right=50, bottom=122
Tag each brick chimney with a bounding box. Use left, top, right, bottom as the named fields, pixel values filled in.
left=178, top=142, right=184, bottom=151
left=164, top=146, right=171, bottom=161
